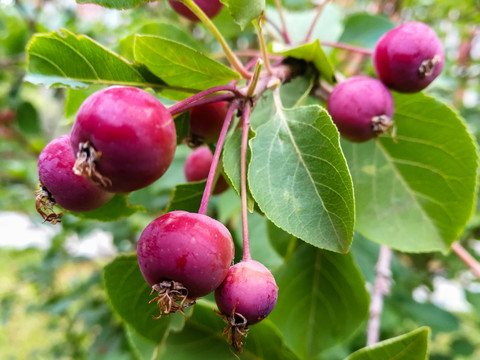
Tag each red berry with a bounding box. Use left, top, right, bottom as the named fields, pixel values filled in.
left=184, top=146, right=229, bottom=195
left=189, top=101, right=229, bottom=144
left=327, top=76, right=394, bottom=142
left=373, top=22, right=444, bottom=93
left=137, top=211, right=234, bottom=315
left=215, top=260, right=278, bottom=325
left=36, top=135, right=113, bottom=223
left=70, top=86, right=176, bottom=193
left=168, top=0, right=223, bottom=21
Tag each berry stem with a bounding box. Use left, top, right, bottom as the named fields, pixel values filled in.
left=451, top=242, right=480, bottom=279
left=180, top=0, right=251, bottom=79
left=168, top=85, right=242, bottom=116
left=303, top=0, right=330, bottom=44
left=273, top=0, right=292, bottom=45
left=240, top=101, right=252, bottom=261
left=198, top=101, right=239, bottom=215
left=253, top=17, right=274, bottom=75
left=367, top=245, right=392, bottom=345
left=321, top=41, right=373, bottom=55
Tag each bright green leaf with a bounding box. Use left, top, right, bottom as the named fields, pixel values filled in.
left=134, top=35, right=240, bottom=93
left=342, top=92, right=479, bottom=252
left=272, top=39, right=336, bottom=84
left=270, top=244, right=369, bottom=358
left=345, top=327, right=430, bottom=360
left=103, top=254, right=171, bottom=343
left=249, top=105, right=355, bottom=253
left=69, top=194, right=145, bottom=221
left=26, top=29, right=152, bottom=89
left=220, top=0, right=265, bottom=30
left=76, top=0, right=154, bottom=9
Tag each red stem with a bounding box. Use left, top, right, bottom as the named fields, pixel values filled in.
left=451, top=242, right=480, bottom=279
left=303, top=1, right=329, bottom=44
left=168, top=85, right=243, bottom=116
left=198, top=101, right=239, bottom=215
left=321, top=41, right=373, bottom=56
left=240, top=101, right=252, bottom=261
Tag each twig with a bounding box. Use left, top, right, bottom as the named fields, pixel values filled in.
left=240, top=101, right=252, bottom=261
left=303, top=0, right=330, bottom=44
left=451, top=242, right=480, bottom=279
left=321, top=41, right=373, bottom=55
left=367, top=245, right=393, bottom=346
left=273, top=0, right=292, bottom=45
left=253, top=18, right=273, bottom=75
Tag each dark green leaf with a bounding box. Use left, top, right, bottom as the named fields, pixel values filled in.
left=249, top=105, right=355, bottom=253
left=69, top=194, right=145, bottom=221
left=339, top=13, right=394, bottom=49
left=125, top=325, right=158, bottom=360
left=103, top=254, right=171, bottom=343
left=76, top=0, right=153, bottom=9
left=16, top=102, right=41, bottom=135
left=220, top=0, right=265, bottom=30
left=164, top=181, right=205, bottom=213
left=342, top=92, right=479, bottom=252
left=266, top=219, right=297, bottom=260
left=270, top=244, right=369, bottom=358
left=345, top=327, right=430, bottom=360
left=26, top=29, right=152, bottom=89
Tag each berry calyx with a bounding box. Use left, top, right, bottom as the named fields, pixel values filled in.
left=70, top=86, right=176, bottom=193
left=137, top=211, right=234, bottom=317
left=215, top=260, right=278, bottom=352
left=189, top=101, right=229, bottom=144
left=36, top=134, right=114, bottom=223
left=327, top=76, right=395, bottom=142
left=168, top=0, right=223, bottom=22
left=184, top=146, right=229, bottom=195
left=373, top=22, right=444, bottom=93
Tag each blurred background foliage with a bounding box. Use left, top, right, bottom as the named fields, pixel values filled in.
left=0, top=0, right=479, bottom=359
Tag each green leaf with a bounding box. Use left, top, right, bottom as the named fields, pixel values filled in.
left=345, top=327, right=430, bottom=360
left=65, top=86, right=102, bottom=120
left=76, top=0, right=153, bottom=9
left=342, top=92, right=479, bottom=252
left=249, top=105, right=355, bottom=253
left=272, top=39, right=336, bottom=84
left=69, top=194, right=145, bottom=221
left=164, top=181, right=205, bottom=213
left=134, top=35, right=240, bottom=93
left=339, top=13, right=394, bottom=49
left=269, top=244, right=370, bottom=358
left=220, top=0, right=265, bottom=30
left=160, top=300, right=297, bottom=360
left=26, top=29, right=152, bottom=89
left=16, top=102, right=41, bottom=135
left=125, top=325, right=158, bottom=360
left=266, top=219, right=297, bottom=259
left=103, top=254, right=171, bottom=343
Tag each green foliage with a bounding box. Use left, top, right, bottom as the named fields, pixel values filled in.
left=220, top=0, right=265, bottom=29
left=339, top=13, right=394, bottom=49
left=70, top=194, right=145, bottom=221
left=76, top=0, right=154, bottom=9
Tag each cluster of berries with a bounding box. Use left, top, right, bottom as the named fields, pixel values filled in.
left=327, top=22, right=444, bottom=142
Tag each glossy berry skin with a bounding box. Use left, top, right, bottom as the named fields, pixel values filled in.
left=184, top=146, right=229, bottom=195
left=189, top=101, right=229, bottom=143
left=215, top=260, right=278, bottom=325
left=327, top=76, right=394, bottom=142
left=70, top=86, right=176, bottom=193
left=373, top=22, right=444, bottom=93
left=137, top=211, right=235, bottom=298
left=168, top=0, right=223, bottom=22
left=38, top=135, right=113, bottom=211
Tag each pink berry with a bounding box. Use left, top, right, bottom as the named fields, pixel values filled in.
left=36, top=134, right=113, bottom=222
left=189, top=101, right=229, bottom=144
left=373, top=22, right=444, bottom=93
left=327, top=76, right=394, bottom=142
left=137, top=211, right=234, bottom=311
left=215, top=260, right=278, bottom=325
left=184, top=146, right=229, bottom=195
left=70, top=86, right=176, bottom=193
left=168, top=0, right=223, bottom=22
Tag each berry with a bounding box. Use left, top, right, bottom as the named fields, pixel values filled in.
left=215, top=260, right=278, bottom=351
left=36, top=134, right=113, bottom=223
left=327, top=76, right=394, bottom=142
left=168, top=0, right=223, bottom=22
left=70, top=86, right=176, bottom=193
left=189, top=101, right=229, bottom=144
left=137, top=211, right=234, bottom=316
left=373, top=22, right=444, bottom=93
left=184, top=146, right=229, bottom=195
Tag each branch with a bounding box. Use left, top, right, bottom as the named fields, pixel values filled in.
left=321, top=41, right=373, bottom=55
left=273, top=0, right=292, bottom=45
left=303, top=0, right=330, bottom=44
left=240, top=101, right=252, bottom=261
left=451, top=242, right=480, bottom=279
left=367, top=245, right=393, bottom=346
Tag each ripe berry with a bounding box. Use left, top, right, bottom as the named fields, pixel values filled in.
left=184, top=146, right=229, bottom=195
left=36, top=134, right=113, bottom=223
left=373, top=22, right=444, bottom=93
left=137, top=211, right=234, bottom=316
left=70, top=86, right=176, bottom=193
left=327, top=76, right=394, bottom=142
left=189, top=101, right=229, bottom=144
left=168, top=0, right=223, bottom=22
